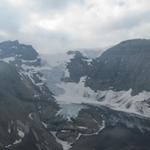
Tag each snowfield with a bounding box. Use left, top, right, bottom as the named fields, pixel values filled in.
left=55, top=77, right=150, bottom=119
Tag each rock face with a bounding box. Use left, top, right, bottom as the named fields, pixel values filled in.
left=86, top=39, right=150, bottom=95
left=64, top=51, right=89, bottom=83
left=0, top=40, right=38, bottom=60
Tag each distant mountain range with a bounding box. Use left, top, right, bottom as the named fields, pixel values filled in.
left=1, top=39, right=150, bottom=150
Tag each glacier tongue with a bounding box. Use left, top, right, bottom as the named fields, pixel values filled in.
left=55, top=77, right=150, bottom=119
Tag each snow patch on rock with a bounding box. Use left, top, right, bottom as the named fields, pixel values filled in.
left=51, top=131, right=72, bottom=150
left=17, top=129, right=25, bottom=138
left=0, top=57, right=15, bottom=63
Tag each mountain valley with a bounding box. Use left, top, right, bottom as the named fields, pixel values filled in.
left=0, top=39, right=150, bottom=150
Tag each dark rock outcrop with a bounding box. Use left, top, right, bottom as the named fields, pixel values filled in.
left=86, top=39, right=150, bottom=95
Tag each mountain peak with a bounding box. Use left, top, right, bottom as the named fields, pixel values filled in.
left=119, top=38, right=150, bottom=45
left=0, top=40, right=38, bottom=60
left=0, top=40, right=19, bottom=46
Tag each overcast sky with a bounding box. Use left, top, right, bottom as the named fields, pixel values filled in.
left=0, top=0, right=150, bottom=53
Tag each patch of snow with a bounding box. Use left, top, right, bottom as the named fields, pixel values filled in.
left=21, top=58, right=38, bottom=63
left=61, top=130, right=69, bottom=133
left=85, top=58, right=93, bottom=65
left=12, top=46, right=17, bottom=49
left=20, top=70, right=35, bottom=84
left=82, top=120, right=105, bottom=136
left=34, top=94, right=40, bottom=99
left=16, top=54, right=22, bottom=58
left=64, top=68, right=70, bottom=78
left=13, top=139, right=22, bottom=145
left=51, top=131, right=72, bottom=150
left=5, top=144, right=12, bottom=148
left=8, top=128, right=11, bottom=134
left=17, top=129, right=25, bottom=138
left=42, top=122, right=48, bottom=128
left=75, top=120, right=105, bottom=142
left=78, top=126, right=88, bottom=130
left=29, top=113, right=33, bottom=120
left=92, top=120, right=105, bottom=135
left=75, top=133, right=82, bottom=141
left=0, top=57, right=15, bottom=63
left=20, top=64, right=47, bottom=92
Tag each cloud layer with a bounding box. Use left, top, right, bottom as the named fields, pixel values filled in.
left=0, top=0, right=150, bottom=53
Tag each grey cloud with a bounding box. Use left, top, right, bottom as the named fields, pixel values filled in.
left=110, top=11, right=150, bottom=30
left=32, top=0, right=85, bottom=10
left=0, top=8, right=19, bottom=32
left=0, top=0, right=149, bottom=54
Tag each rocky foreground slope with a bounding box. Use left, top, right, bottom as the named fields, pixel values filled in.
left=1, top=40, right=150, bottom=150
left=0, top=40, right=61, bottom=150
